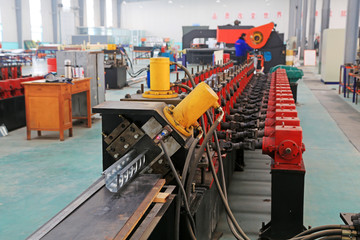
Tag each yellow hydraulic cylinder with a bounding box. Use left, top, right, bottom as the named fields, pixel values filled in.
left=142, top=57, right=178, bottom=99
left=164, top=82, right=220, bottom=136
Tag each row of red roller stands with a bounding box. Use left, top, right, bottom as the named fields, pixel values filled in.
left=0, top=66, right=22, bottom=80
left=0, top=76, right=43, bottom=100
left=259, top=68, right=306, bottom=239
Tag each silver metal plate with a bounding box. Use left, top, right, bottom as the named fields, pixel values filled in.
left=141, top=117, right=163, bottom=139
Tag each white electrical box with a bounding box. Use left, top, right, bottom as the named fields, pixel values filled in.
left=321, top=29, right=345, bottom=84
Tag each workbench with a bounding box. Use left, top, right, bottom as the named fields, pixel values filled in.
left=22, top=78, right=91, bottom=141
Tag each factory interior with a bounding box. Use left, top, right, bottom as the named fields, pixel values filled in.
left=1, top=0, right=360, bottom=239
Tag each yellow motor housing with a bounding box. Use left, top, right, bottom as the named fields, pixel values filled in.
left=142, top=57, right=178, bottom=99
left=164, top=82, right=220, bottom=136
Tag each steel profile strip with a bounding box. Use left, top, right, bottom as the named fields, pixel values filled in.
left=26, top=177, right=105, bottom=240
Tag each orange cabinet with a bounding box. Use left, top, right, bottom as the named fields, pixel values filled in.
left=23, top=78, right=91, bottom=141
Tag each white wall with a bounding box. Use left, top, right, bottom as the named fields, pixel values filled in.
left=121, top=0, right=290, bottom=44
left=0, top=0, right=357, bottom=48
left=119, top=0, right=356, bottom=46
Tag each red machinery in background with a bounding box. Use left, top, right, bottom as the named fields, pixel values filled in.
left=183, top=22, right=285, bottom=72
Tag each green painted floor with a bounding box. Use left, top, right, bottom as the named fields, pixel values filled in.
left=1, top=65, right=360, bottom=240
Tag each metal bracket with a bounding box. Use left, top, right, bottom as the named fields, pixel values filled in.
left=106, top=123, right=145, bottom=159
left=103, top=115, right=131, bottom=145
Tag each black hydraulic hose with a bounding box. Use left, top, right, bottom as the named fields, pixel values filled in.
left=127, top=67, right=148, bottom=78
left=171, top=83, right=193, bottom=93
left=175, top=137, right=200, bottom=240
left=173, top=61, right=249, bottom=239
left=300, top=230, right=342, bottom=240
left=159, top=141, right=197, bottom=240
left=205, top=111, right=245, bottom=240
left=291, top=225, right=351, bottom=239
left=170, top=62, right=195, bottom=87
left=207, top=140, right=250, bottom=240
left=185, top=109, right=224, bottom=201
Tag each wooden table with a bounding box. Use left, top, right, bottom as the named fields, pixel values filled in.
left=22, top=78, right=91, bottom=141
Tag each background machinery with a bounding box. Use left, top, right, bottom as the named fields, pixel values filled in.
left=183, top=22, right=286, bottom=73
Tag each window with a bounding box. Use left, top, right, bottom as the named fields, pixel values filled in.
left=86, top=0, right=95, bottom=27
left=106, top=0, right=113, bottom=27
left=29, top=0, right=42, bottom=42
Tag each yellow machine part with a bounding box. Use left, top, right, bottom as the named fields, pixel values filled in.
left=142, top=58, right=178, bottom=99
left=286, top=50, right=294, bottom=66
left=164, top=82, right=220, bottom=136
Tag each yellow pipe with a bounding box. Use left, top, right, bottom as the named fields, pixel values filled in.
left=164, top=82, right=220, bottom=136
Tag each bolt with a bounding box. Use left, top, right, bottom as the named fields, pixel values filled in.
left=124, top=144, right=129, bottom=149
left=120, top=137, right=125, bottom=142
left=130, top=127, right=135, bottom=132
left=134, top=134, right=139, bottom=139
left=114, top=153, right=119, bottom=158
left=285, top=148, right=292, bottom=154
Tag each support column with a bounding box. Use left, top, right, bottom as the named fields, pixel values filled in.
left=295, top=0, right=303, bottom=48
left=319, top=0, right=330, bottom=72
left=288, top=0, right=296, bottom=39
left=308, top=0, right=316, bottom=49
left=51, top=0, right=58, bottom=43
left=78, top=0, right=84, bottom=27
left=100, top=0, right=105, bottom=26
left=15, top=0, right=22, bottom=48
left=344, top=0, right=360, bottom=64
left=117, top=0, right=122, bottom=28
left=300, top=0, right=308, bottom=59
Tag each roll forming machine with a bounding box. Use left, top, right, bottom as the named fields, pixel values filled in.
left=28, top=58, right=358, bottom=240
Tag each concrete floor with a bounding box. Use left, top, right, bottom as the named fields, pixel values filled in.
left=1, top=63, right=360, bottom=240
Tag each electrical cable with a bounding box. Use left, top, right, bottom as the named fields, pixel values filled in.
left=299, top=230, right=342, bottom=240
left=319, top=236, right=342, bottom=240
left=159, top=140, right=197, bottom=240
left=291, top=225, right=352, bottom=239
left=173, top=61, right=250, bottom=240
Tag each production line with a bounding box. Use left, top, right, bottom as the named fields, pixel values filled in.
left=24, top=53, right=359, bottom=240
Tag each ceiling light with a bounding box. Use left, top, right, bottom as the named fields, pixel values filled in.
left=216, top=0, right=221, bottom=3
left=122, top=0, right=126, bottom=5
left=168, top=0, right=173, bottom=3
